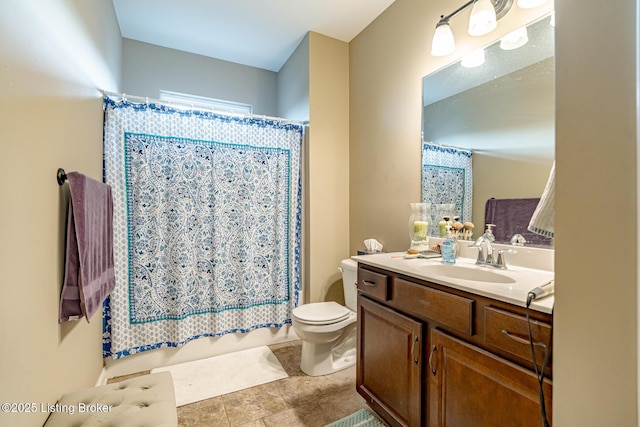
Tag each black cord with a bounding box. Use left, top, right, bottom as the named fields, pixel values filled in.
left=526, top=292, right=553, bottom=427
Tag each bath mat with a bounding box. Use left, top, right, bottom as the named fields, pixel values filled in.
left=325, top=409, right=387, bottom=427
left=151, top=346, right=288, bottom=406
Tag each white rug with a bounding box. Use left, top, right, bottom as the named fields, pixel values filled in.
left=151, top=346, right=289, bottom=406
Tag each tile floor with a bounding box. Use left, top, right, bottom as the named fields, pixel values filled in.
left=178, top=340, right=370, bottom=426
left=110, top=340, right=374, bottom=427
left=178, top=341, right=367, bottom=427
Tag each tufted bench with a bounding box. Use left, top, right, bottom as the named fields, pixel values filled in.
left=43, top=371, right=177, bottom=427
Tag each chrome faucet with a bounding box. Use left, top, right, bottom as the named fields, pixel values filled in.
left=510, top=233, right=527, bottom=246
left=469, top=236, right=487, bottom=265
left=468, top=224, right=516, bottom=269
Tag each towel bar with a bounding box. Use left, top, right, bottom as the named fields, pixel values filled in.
left=57, top=168, right=67, bottom=185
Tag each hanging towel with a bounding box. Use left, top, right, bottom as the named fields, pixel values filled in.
left=528, top=161, right=555, bottom=239
left=484, top=197, right=553, bottom=246
left=59, top=172, right=116, bottom=323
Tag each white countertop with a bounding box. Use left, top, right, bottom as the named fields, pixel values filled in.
left=352, top=252, right=554, bottom=314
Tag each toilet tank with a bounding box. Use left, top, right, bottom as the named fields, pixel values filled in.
left=340, top=259, right=358, bottom=311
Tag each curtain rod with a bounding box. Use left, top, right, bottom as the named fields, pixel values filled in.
left=102, top=90, right=309, bottom=126
left=423, top=141, right=473, bottom=153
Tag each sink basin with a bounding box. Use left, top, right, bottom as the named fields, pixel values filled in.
left=420, top=264, right=516, bottom=284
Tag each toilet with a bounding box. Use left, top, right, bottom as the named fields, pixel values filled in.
left=292, top=258, right=358, bottom=376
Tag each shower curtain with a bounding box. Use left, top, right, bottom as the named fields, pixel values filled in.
left=102, top=96, right=303, bottom=359
left=421, top=142, right=473, bottom=236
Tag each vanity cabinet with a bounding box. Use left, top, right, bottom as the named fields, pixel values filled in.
left=356, top=264, right=553, bottom=427
left=429, top=329, right=552, bottom=426
left=357, top=296, right=422, bottom=427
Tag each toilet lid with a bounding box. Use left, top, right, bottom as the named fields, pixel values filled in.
left=293, top=302, right=352, bottom=325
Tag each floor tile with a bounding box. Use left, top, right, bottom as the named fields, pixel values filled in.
left=262, top=402, right=333, bottom=427
left=222, top=383, right=289, bottom=426
left=318, top=388, right=369, bottom=420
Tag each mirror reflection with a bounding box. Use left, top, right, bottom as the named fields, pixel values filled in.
left=422, top=13, right=555, bottom=246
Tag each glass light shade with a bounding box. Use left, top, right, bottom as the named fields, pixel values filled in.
left=461, top=48, right=485, bottom=68
left=500, top=26, right=528, bottom=50
left=431, top=21, right=455, bottom=56
left=517, top=0, right=548, bottom=8
left=468, top=0, right=497, bottom=36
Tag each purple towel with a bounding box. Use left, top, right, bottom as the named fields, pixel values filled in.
left=484, top=198, right=553, bottom=246
left=59, top=172, right=116, bottom=323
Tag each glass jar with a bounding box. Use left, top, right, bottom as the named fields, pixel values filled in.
left=408, top=203, right=431, bottom=252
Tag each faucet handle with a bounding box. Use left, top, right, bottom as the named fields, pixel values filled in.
left=510, top=234, right=527, bottom=246
left=495, top=249, right=517, bottom=269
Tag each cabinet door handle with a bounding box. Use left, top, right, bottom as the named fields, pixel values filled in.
left=411, top=336, right=420, bottom=364
left=501, top=329, right=547, bottom=348
left=362, top=280, right=377, bottom=287
left=429, top=345, right=437, bottom=375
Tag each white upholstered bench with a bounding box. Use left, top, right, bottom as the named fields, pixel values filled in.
left=43, top=371, right=177, bottom=427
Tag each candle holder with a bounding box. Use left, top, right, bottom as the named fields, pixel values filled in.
left=408, top=203, right=431, bottom=252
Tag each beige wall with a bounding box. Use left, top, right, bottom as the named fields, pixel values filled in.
left=0, top=1, right=121, bottom=426
left=350, top=0, right=639, bottom=424
left=308, top=33, right=350, bottom=303
left=554, top=0, right=638, bottom=424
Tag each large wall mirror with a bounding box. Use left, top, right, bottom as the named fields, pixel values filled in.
left=422, top=13, right=555, bottom=245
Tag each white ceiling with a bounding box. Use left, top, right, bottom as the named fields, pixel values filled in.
left=112, top=0, right=396, bottom=72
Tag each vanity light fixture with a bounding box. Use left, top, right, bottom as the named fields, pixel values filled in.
left=461, top=47, right=486, bottom=67
left=431, top=19, right=456, bottom=56
left=468, top=0, right=497, bottom=36
left=499, top=26, right=528, bottom=50
left=431, top=0, right=514, bottom=57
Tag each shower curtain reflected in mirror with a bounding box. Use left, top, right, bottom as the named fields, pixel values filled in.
left=421, top=142, right=473, bottom=237
left=102, top=96, right=303, bottom=359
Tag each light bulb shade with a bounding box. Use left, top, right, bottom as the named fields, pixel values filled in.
left=461, top=48, right=485, bottom=68
left=517, top=0, right=547, bottom=8
left=500, top=26, right=528, bottom=50
left=431, top=21, right=455, bottom=56
left=468, top=0, right=497, bottom=36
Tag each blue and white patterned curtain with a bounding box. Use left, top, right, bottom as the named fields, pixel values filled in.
left=421, top=142, right=473, bottom=236
left=102, top=96, right=303, bottom=359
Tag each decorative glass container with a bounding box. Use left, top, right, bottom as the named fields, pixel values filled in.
left=408, top=203, right=431, bottom=252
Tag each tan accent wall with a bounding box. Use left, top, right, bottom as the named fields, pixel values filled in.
left=308, top=32, right=350, bottom=303
left=0, top=1, right=121, bottom=425
left=554, top=0, right=638, bottom=424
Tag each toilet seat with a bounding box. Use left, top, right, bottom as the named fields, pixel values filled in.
left=293, top=302, right=352, bottom=325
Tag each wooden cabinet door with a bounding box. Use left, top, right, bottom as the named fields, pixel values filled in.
left=429, top=329, right=552, bottom=427
left=357, top=295, right=423, bottom=427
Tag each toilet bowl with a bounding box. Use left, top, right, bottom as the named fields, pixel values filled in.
left=292, top=258, right=358, bottom=376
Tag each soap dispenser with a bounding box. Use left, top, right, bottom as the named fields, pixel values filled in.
left=441, top=225, right=457, bottom=265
